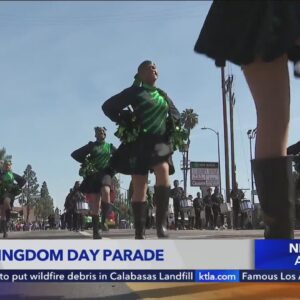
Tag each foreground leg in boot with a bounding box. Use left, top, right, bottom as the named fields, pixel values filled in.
left=1, top=220, right=7, bottom=239
left=132, top=201, right=147, bottom=239
left=155, top=186, right=170, bottom=238
left=101, top=202, right=109, bottom=232
left=252, top=157, right=295, bottom=239
left=6, top=209, right=11, bottom=223
left=88, top=193, right=102, bottom=239
left=92, top=216, right=102, bottom=239
left=1, top=198, right=10, bottom=238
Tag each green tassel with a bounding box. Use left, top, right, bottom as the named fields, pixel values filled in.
left=79, top=156, right=99, bottom=178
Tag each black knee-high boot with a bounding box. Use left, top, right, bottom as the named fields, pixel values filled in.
left=154, top=186, right=170, bottom=238
left=101, top=202, right=109, bottom=232
left=92, top=216, right=102, bottom=239
left=252, top=156, right=295, bottom=239
left=295, top=178, right=300, bottom=221
left=132, top=201, right=147, bottom=239
left=1, top=220, right=7, bottom=238
left=6, top=210, right=11, bottom=222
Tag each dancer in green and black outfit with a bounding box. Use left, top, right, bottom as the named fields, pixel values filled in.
left=195, top=2, right=300, bottom=238
left=0, top=160, right=26, bottom=238
left=102, top=60, right=182, bottom=239
left=71, top=127, right=116, bottom=239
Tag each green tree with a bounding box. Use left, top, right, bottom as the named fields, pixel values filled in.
left=35, top=181, right=54, bottom=221
left=0, top=147, right=12, bottom=163
left=180, top=108, right=199, bottom=195
left=20, top=164, right=40, bottom=222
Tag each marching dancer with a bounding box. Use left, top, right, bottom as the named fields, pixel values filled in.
left=0, top=160, right=26, bottom=238
left=102, top=60, right=182, bottom=239
left=71, top=127, right=116, bottom=239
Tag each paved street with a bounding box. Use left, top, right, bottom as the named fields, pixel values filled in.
left=4, top=227, right=300, bottom=240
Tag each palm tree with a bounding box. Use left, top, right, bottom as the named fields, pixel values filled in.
left=180, top=109, right=199, bottom=195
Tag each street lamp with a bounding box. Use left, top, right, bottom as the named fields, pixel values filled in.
left=201, top=127, right=222, bottom=193
left=247, top=128, right=257, bottom=205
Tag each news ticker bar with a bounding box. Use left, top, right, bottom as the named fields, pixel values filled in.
left=1, top=240, right=300, bottom=270
left=1, top=270, right=300, bottom=283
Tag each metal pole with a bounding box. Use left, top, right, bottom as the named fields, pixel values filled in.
left=247, top=128, right=256, bottom=205
left=181, top=148, right=188, bottom=196
left=250, top=135, right=255, bottom=205
left=183, top=143, right=190, bottom=196
left=247, top=129, right=256, bottom=228
left=183, top=150, right=186, bottom=196
left=221, top=67, right=231, bottom=203
left=201, top=127, right=222, bottom=193
left=217, top=132, right=222, bottom=193
left=229, top=78, right=237, bottom=190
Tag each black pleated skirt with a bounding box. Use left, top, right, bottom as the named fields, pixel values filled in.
left=194, top=1, right=300, bottom=67
left=111, top=133, right=175, bottom=176
left=79, top=170, right=112, bottom=194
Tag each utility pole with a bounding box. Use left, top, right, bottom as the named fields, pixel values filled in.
left=221, top=66, right=231, bottom=203
left=180, top=144, right=189, bottom=196
left=201, top=127, right=222, bottom=193
left=228, top=75, right=237, bottom=190
left=247, top=128, right=257, bottom=205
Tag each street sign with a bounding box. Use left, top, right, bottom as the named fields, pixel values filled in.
left=190, top=161, right=220, bottom=187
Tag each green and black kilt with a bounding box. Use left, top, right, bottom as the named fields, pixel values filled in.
left=111, top=133, right=175, bottom=176
left=79, top=169, right=112, bottom=194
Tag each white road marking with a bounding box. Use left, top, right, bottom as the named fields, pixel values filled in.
left=79, top=231, right=110, bottom=239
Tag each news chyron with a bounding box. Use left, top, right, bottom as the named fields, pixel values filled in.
left=0, top=240, right=299, bottom=283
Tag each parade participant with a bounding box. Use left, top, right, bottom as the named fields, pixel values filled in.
left=287, top=139, right=300, bottom=182
left=0, top=161, right=4, bottom=233
left=145, top=188, right=154, bottom=230
left=48, top=214, right=55, bottom=230
left=193, top=192, right=203, bottom=230
left=287, top=141, right=300, bottom=220
left=194, top=1, right=300, bottom=238
left=64, top=188, right=75, bottom=231
left=60, top=211, right=67, bottom=230
left=170, top=180, right=185, bottom=230
left=102, top=60, right=181, bottom=239
left=0, top=160, right=26, bottom=238
left=71, top=127, right=116, bottom=239
left=230, top=183, right=245, bottom=230
left=211, top=186, right=224, bottom=230
left=203, top=187, right=214, bottom=230
left=187, top=194, right=195, bottom=229
left=288, top=141, right=300, bottom=157
left=0, top=160, right=3, bottom=175
left=71, top=181, right=85, bottom=232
